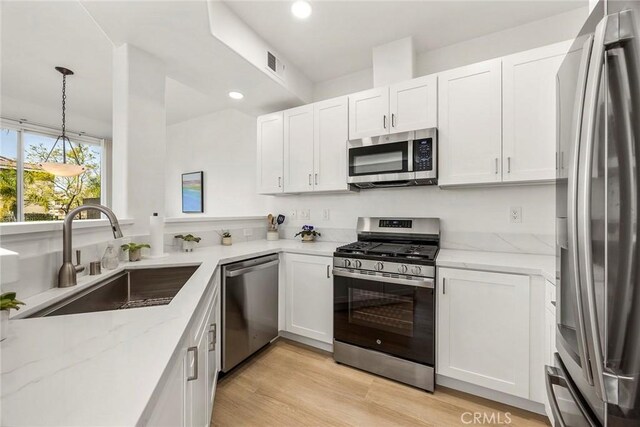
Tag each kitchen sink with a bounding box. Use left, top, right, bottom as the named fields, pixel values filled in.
left=28, top=265, right=199, bottom=318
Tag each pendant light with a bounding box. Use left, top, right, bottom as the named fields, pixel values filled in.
left=39, top=66, right=86, bottom=177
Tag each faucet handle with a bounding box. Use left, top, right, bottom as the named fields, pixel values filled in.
left=75, top=249, right=85, bottom=273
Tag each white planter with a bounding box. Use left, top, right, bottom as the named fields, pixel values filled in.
left=182, top=240, right=196, bottom=252
left=222, top=237, right=232, bottom=246
left=1, top=310, right=9, bottom=341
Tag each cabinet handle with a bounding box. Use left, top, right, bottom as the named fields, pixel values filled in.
left=314, top=173, right=318, bottom=185
left=495, top=158, right=499, bottom=174
left=278, top=176, right=282, bottom=188
left=327, top=265, right=330, bottom=279
left=308, top=173, right=312, bottom=186
left=187, top=346, right=198, bottom=381
left=443, top=278, right=446, bottom=295
left=507, top=156, right=511, bottom=173
left=383, top=115, right=387, bottom=129
left=391, top=113, right=396, bottom=127
left=209, top=323, right=217, bottom=352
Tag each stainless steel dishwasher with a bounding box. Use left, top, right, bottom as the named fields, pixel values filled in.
left=221, top=254, right=279, bottom=372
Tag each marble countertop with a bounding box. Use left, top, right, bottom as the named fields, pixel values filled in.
left=1, top=240, right=341, bottom=427
left=437, top=249, right=556, bottom=283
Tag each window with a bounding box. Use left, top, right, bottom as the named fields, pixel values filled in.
left=0, top=121, right=106, bottom=223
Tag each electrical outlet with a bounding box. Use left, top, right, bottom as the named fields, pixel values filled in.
left=290, top=210, right=297, bottom=220
left=243, top=228, right=253, bottom=237
left=322, top=208, right=330, bottom=221
left=300, top=209, right=311, bottom=220
left=510, top=206, right=522, bottom=223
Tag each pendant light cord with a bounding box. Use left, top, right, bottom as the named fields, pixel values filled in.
left=43, top=69, right=81, bottom=165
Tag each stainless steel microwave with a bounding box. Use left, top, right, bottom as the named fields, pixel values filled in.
left=347, top=128, right=437, bottom=189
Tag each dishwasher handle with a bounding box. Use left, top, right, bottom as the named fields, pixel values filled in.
left=225, top=260, right=279, bottom=278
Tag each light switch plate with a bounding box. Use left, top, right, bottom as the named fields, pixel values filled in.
left=322, top=209, right=330, bottom=220
left=300, top=209, right=311, bottom=220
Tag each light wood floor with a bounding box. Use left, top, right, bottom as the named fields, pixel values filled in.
left=212, top=339, right=550, bottom=426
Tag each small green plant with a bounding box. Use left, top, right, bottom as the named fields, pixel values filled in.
left=174, top=234, right=202, bottom=243
left=217, top=230, right=231, bottom=238
left=1, top=292, right=25, bottom=312
left=294, top=225, right=321, bottom=238
left=120, top=243, right=151, bottom=252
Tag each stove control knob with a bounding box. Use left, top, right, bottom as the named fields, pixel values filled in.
left=354, top=260, right=362, bottom=268
left=398, top=264, right=408, bottom=274
left=374, top=262, right=384, bottom=271
left=411, top=266, right=422, bottom=275
left=343, top=259, right=352, bottom=268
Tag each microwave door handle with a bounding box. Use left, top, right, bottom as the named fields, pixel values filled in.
left=567, top=34, right=596, bottom=386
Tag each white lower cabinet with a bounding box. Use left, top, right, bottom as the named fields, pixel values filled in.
left=146, top=282, right=220, bottom=427
left=437, top=267, right=531, bottom=398
left=283, top=253, right=333, bottom=344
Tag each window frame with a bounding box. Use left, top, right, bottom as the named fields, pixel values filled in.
left=0, top=118, right=109, bottom=223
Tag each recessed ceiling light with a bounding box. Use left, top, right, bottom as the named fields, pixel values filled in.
left=228, top=91, right=244, bottom=100
left=291, top=1, right=312, bottom=19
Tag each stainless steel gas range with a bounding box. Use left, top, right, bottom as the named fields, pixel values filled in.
left=332, top=217, right=439, bottom=391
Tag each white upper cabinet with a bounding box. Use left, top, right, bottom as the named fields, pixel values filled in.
left=503, top=41, right=571, bottom=182
left=284, top=105, right=314, bottom=193
left=389, top=74, right=438, bottom=133
left=314, top=96, right=349, bottom=192
left=257, top=112, right=284, bottom=194
left=437, top=267, right=531, bottom=398
left=348, top=87, right=390, bottom=139
left=438, top=59, right=503, bottom=186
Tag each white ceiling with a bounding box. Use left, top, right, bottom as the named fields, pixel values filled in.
left=1, top=1, right=300, bottom=138
left=225, top=0, right=587, bottom=82
left=1, top=1, right=114, bottom=137
left=1, top=0, right=587, bottom=139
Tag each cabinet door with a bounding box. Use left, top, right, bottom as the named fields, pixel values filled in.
left=257, top=112, right=284, bottom=194
left=185, top=301, right=212, bottom=427
left=389, top=74, right=438, bottom=133
left=438, top=59, right=502, bottom=186
left=503, top=41, right=571, bottom=182
left=437, top=267, right=530, bottom=398
left=145, top=356, right=186, bottom=427
left=314, top=96, right=349, bottom=192
left=207, top=291, right=219, bottom=419
left=284, top=105, right=315, bottom=193
left=284, top=253, right=333, bottom=344
left=348, top=87, right=389, bottom=139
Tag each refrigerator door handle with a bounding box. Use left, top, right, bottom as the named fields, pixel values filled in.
left=546, top=366, right=569, bottom=427
left=567, top=34, right=596, bottom=386
left=577, top=11, right=634, bottom=402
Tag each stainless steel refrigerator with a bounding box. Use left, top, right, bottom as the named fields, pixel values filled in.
left=551, top=0, right=640, bottom=425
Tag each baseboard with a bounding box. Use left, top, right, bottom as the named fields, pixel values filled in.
left=436, top=374, right=547, bottom=416
left=278, top=331, right=333, bottom=352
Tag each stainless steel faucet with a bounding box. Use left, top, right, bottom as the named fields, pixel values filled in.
left=58, top=204, right=123, bottom=288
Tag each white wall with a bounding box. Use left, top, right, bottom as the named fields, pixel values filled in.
left=165, top=108, right=268, bottom=217
left=313, top=6, right=588, bottom=101
left=266, top=184, right=556, bottom=254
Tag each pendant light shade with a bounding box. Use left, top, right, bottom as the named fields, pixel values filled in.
left=38, top=67, right=86, bottom=177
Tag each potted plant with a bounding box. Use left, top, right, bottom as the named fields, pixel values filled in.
left=217, top=230, right=232, bottom=246
left=295, top=225, right=321, bottom=242
left=1, top=292, right=25, bottom=341
left=174, top=234, right=202, bottom=252
left=121, top=243, right=151, bottom=262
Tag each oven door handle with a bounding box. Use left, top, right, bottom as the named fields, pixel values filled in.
left=332, top=268, right=434, bottom=289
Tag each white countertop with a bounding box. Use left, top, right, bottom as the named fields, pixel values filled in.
left=437, top=249, right=556, bottom=283
left=1, top=240, right=340, bottom=427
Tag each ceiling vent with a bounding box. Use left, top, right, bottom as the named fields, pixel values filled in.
left=267, top=51, right=285, bottom=79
